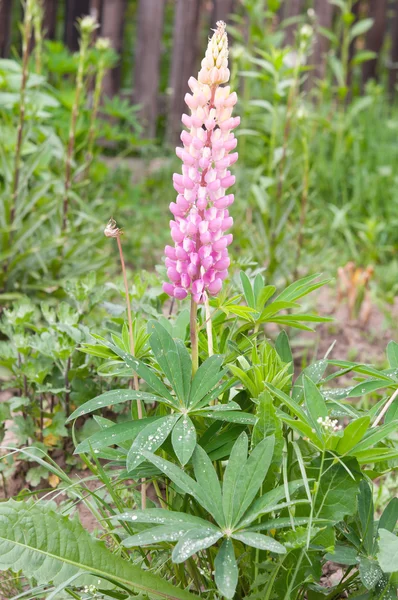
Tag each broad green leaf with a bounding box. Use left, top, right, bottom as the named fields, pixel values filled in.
left=255, top=285, right=276, bottom=313
left=127, top=415, right=179, bottom=471
left=235, top=482, right=306, bottom=530
left=377, top=529, right=398, bottom=573
left=354, top=448, right=398, bottom=464
left=303, top=376, right=328, bottom=436
left=359, top=557, right=383, bottom=590
left=171, top=416, right=196, bottom=466
left=292, top=360, right=328, bottom=403
left=229, top=364, right=258, bottom=399
left=115, top=509, right=212, bottom=529
left=74, top=417, right=160, bottom=454
left=310, top=458, right=360, bottom=522
left=192, top=445, right=224, bottom=526
left=336, top=416, right=370, bottom=455
left=148, top=321, right=190, bottom=404
left=275, top=274, right=329, bottom=303
left=223, top=432, right=248, bottom=527
left=232, top=531, right=286, bottom=553
left=172, top=528, right=223, bottom=563
left=378, top=498, right=398, bottom=534
left=188, top=354, right=225, bottom=408
left=123, top=524, right=198, bottom=547
left=142, top=451, right=216, bottom=515
left=265, top=383, right=309, bottom=423
left=387, top=341, right=398, bottom=369
left=232, top=436, right=275, bottom=525
left=0, top=500, right=194, bottom=600
left=358, top=480, right=374, bottom=555
left=352, top=421, right=398, bottom=453
left=67, top=390, right=162, bottom=422
left=349, top=18, right=374, bottom=41
left=214, top=539, right=238, bottom=600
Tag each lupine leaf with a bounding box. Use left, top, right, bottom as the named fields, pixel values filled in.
left=377, top=529, right=398, bottom=573
left=67, top=390, right=162, bottom=422
left=303, top=376, right=328, bottom=436
left=172, top=528, right=223, bottom=563
left=214, top=539, right=238, bottom=600
left=352, top=421, right=398, bottom=453
left=0, top=500, right=194, bottom=600
left=232, top=531, right=286, bottom=553
left=387, top=341, right=398, bottom=369
left=337, top=416, right=370, bottom=455
left=192, top=445, right=225, bottom=527
left=171, top=415, right=196, bottom=466
left=74, top=417, right=161, bottom=454
left=232, top=435, right=275, bottom=525
left=127, top=415, right=179, bottom=471
left=148, top=321, right=190, bottom=404
left=358, top=480, right=374, bottom=555
left=123, top=524, right=198, bottom=547
left=188, top=354, right=225, bottom=408
left=222, top=432, right=248, bottom=527
left=115, top=509, right=212, bottom=529
left=237, top=480, right=306, bottom=528
left=378, top=498, right=398, bottom=534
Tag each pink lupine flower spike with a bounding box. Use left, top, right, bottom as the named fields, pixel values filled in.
left=163, top=21, right=239, bottom=304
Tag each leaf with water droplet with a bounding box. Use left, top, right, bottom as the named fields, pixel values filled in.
left=171, top=415, right=196, bottom=466
left=214, top=539, right=238, bottom=599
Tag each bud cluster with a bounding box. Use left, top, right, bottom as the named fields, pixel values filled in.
left=317, top=416, right=342, bottom=433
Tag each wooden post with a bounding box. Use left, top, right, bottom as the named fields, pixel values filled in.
left=389, top=0, right=398, bottom=96
left=42, top=0, right=58, bottom=39
left=101, top=0, right=127, bottom=98
left=283, top=0, right=304, bottom=46
left=212, top=0, right=235, bottom=25
left=0, top=0, right=13, bottom=57
left=65, top=0, right=90, bottom=51
left=133, top=0, right=165, bottom=137
left=308, top=0, right=334, bottom=85
left=167, top=0, right=204, bottom=144
left=362, top=0, right=387, bottom=84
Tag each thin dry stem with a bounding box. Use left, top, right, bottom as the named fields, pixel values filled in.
left=115, top=233, right=146, bottom=509
left=372, top=387, right=398, bottom=428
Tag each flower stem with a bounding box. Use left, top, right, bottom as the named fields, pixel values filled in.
left=85, top=57, right=106, bottom=177
left=204, top=293, right=213, bottom=358
left=190, top=297, right=199, bottom=376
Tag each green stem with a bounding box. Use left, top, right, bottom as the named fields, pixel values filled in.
left=190, top=296, right=198, bottom=376
left=85, top=57, right=106, bottom=177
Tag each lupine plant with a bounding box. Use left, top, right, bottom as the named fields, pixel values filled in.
left=0, top=20, right=397, bottom=600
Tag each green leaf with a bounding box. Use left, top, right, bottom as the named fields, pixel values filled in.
left=387, top=342, right=398, bottom=369
left=171, top=416, right=196, bottom=466
left=188, top=354, right=225, bottom=408
left=115, top=508, right=212, bottom=528
left=304, top=376, right=328, bottom=436
left=141, top=451, right=216, bottom=515
left=232, top=436, right=275, bottom=526
left=240, top=271, right=255, bottom=308
left=275, top=274, right=329, bottom=303
left=214, top=539, right=238, bottom=600
left=358, top=480, right=374, bottom=555
left=253, top=392, right=283, bottom=485
left=292, top=360, right=328, bottom=403
left=223, top=432, right=248, bottom=527
left=378, top=498, right=398, bottom=534
left=232, top=531, right=286, bottom=553
left=359, top=557, right=383, bottom=590
left=377, top=529, right=398, bottom=573
left=265, top=383, right=309, bottom=423
left=0, top=500, right=194, bottom=600
left=192, top=445, right=224, bottom=527
left=352, top=421, right=398, bottom=453
left=310, top=458, right=360, bottom=522
left=74, top=417, right=160, bottom=454
left=127, top=415, right=179, bottom=471
left=237, top=481, right=305, bottom=528
left=275, top=331, right=293, bottom=377
left=172, top=528, right=223, bottom=563
left=148, top=321, right=190, bottom=404
left=349, top=18, right=374, bottom=41
left=123, top=524, right=199, bottom=547
left=106, top=342, right=175, bottom=404
left=67, top=390, right=162, bottom=422
left=336, top=416, right=370, bottom=455
left=201, top=410, right=257, bottom=424
left=346, top=380, right=391, bottom=398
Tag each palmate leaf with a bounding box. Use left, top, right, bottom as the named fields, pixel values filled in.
left=171, top=415, right=197, bottom=465
left=74, top=417, right=161, bottom=454
left=148, top=321, right=191, bottom=404
left=232, top=531, right=286, bottom=553
left=237, top=480, right=306, bottom=528
left=223, top=432, right=249, bottom=527
left=123, top=524, right=199, bottom=547
left=115, top=508, right=212, bottom=529
left=0, top=500, right=194, bottom=600
left=172, top=528, right=223, bottom=563
left=192, top=445, right=225, bottom=527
